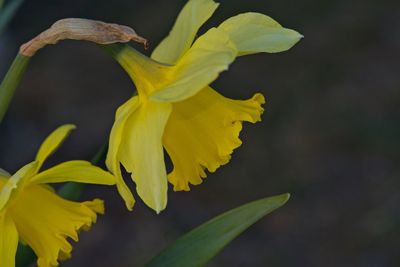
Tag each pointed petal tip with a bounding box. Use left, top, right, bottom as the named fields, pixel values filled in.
left=154, top=205, right=166, bottom=215
left=65, top=124, right=77, bottom=129
left=59, top=124, right=77, bottom=132
left=119, top=188, right=135, bottom=211
left=150, top=198, right=167, bottom=214
left=126, top=202, right=134, bottom=211
left=294, top=31, right=304, bottom=41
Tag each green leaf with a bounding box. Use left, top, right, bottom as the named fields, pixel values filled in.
left=0, top=0, right=25, bottom=34
left=57, top=142, right=107, bottom=201
left=15, top=244, right=35, bottom=267
left=146, top=193, right=290, bottom=267
left=57, top=182, right=86, bottom=201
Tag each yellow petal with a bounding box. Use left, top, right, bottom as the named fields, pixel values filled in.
left=163, top=87, right=265, bottom=191
left=35, top=124, right=76, bottom=170
left=29, top=160, right=116, bottom=186
left=8, top=185, right=104, bottom=267
left=150, top=28, right=237, bottom=102
left=218, top=12, right=303, bottom=56
left=118, top=100, right=171, bottom=213
left=151, top=0, right=219, bottom=64
left=0, top=161, right=38, bottom=212
left=106, top=97, right=140, bottom=211
left=0, top=212, right=18, bottom=267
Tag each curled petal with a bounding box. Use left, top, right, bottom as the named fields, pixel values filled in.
left=106, top=97, right=140, bottom=211
left=118, top=101, right=171, bottom=213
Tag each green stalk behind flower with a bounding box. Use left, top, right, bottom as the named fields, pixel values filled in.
left=0, top=54, right=30, bottom=124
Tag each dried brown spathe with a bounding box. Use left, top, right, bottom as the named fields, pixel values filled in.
left=20, top=18, right=148, bottom=57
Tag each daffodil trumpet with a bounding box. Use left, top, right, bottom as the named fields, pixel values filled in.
left=103, top=0, right=303, bottom=213
left=0, top=125, right=117, bottom=267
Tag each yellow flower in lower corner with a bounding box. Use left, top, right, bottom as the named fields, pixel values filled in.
left=105, top=0, right=302, bottom=213
left=0, top=125, right=116, bottom=267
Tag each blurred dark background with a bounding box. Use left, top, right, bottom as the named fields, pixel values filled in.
left=1, top=0, right=400, bottom=266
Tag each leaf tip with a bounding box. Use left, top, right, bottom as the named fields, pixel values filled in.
left=273, top=193, right=291, bottom=208
left=280, top=193, right=291, bottom=203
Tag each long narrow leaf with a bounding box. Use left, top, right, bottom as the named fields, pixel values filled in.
left=0, top=0, right=25, bottom=34
left=146, top=193, right=290, bottom=267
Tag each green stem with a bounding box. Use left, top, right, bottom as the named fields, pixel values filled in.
left=90, top=142, right=108, bottom=165
left=58, top=142, right=108, bottom=201
left=16, top=142, right=108, bottom=267
left=15, top=243, right=35, bottom=267
left=0, top=54, right=30, bottom=124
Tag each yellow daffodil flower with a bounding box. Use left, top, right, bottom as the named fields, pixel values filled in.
left=105, top=0, right=303, bottom=213
left=0, top=125, right=116, bottom=267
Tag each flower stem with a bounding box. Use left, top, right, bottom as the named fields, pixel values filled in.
left=58, top=142, right=108, bottom=200
left=0, top=54, right=30, bottom=124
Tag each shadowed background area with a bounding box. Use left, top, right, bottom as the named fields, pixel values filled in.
left=1, top=0, right=400, bottom=266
